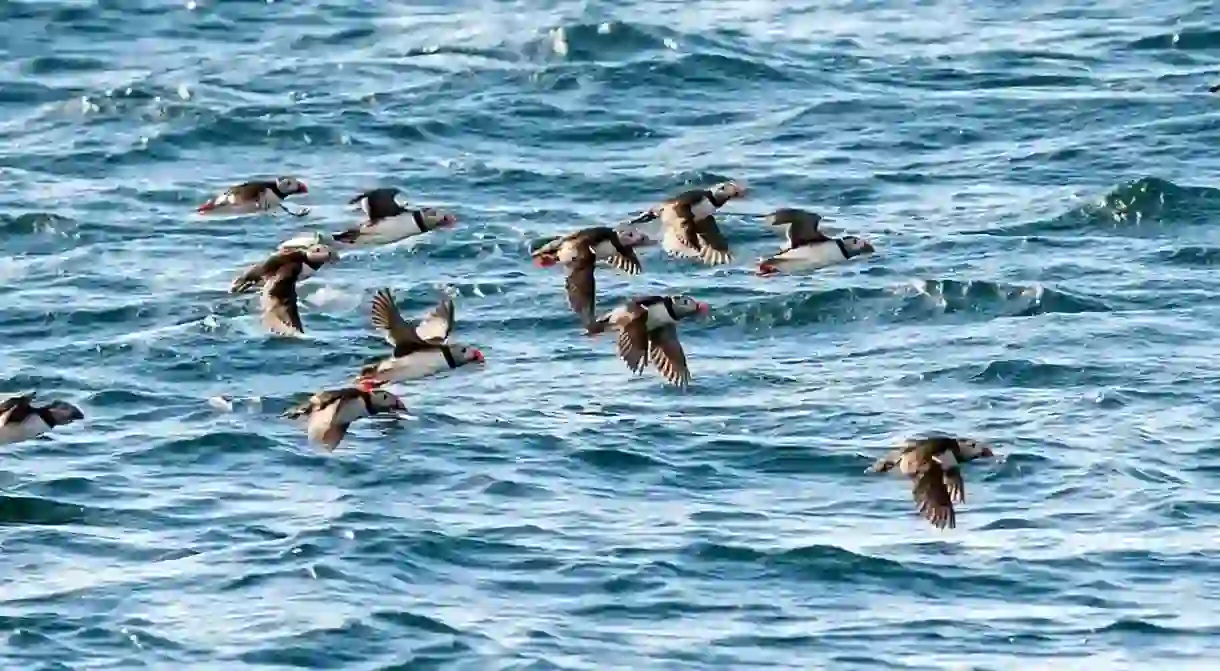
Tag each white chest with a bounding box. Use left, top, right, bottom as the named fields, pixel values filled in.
left=376, top=349, right=450, bottom=381
left=0, top=416, right=51, bottom=445
left=644, top=302, right=677, bottom=329
left=333, top=398, right=369, bottom=425
left=773, top=242, right=847, bottom=269
left=357, top=214, right=424, bottom=246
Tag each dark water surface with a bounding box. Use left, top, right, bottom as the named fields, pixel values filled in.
left=3, top=0, right=1220, bottom=668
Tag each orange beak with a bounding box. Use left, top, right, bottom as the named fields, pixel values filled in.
left=471, top=349, right=485, bottom=363
left=696, top=301, right=710, bottom=315
left=298, top=183, right=309, bottom=194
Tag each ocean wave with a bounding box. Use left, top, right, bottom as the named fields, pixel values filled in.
left=524, top=21, right=673, bottom=62
left=1128, top=30, right=1220, bottom=51
left=0, top=495, right=89, bottom=525
left=710, top=278, right=1108, bottom=331
left=985, top=177, right=1220, bottom=236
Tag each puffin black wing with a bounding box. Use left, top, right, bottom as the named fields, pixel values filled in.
left=943, top=467, right=966, bottom=504
left=669, top=202, right=703, bottom=252
left=371, top=288, right=422, bottom=353
left=414, top=296, right=455, bottom=344
left=564, top=247, right=597, bottom=327
left=230, top=250, right=298, bottom=294
left=260, top=264, right=305, bottom=337
left=691, top=215, right=732, bottom=263
left=606, top=235, right=644, bottom=275
left=672, top=189, right=712, bottom=206
left=352, top=188, right=406, bottom=221
left=0, top=393, right=36, bottom=426
left=371, top=288, right=454, bottom=356
left=648, top=324, right=691, bottom=388
left=911, top=460, right=956, bottom=530
left=616, top=307, right=651, bottom=374
left=767, top=209, right=831, bottom=248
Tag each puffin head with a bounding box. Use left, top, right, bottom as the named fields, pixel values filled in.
left=420, top=207, right=458, bottom=229
left=368, top=389, right=407, bottom=413
left=616, top=227, right=654, bottom=248
left=46, top=401, right=85, bottom=425
left=275, top=177, right=308, bottom=196
left=671, top=295, right=711, bottom=318
left=712, top=180, right=747, bottom=201
left=451, top=344, right=485, bottom=365
left=840, top=235, right=876, bottom=257
left=958, top=439, right=996, bottom=461
left=305, top=243, right=339, bottom=265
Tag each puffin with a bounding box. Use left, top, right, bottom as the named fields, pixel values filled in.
left=756, top=208, right=876, bottom=276
left=197, top=177, right=310, bottom=217
left=230, top=243, right=338, bottom=294
left=587, top=294, right=710, bottom=388
left=865, top=436, right=996, bottom=530
left=354, top=288, right=485, bottom=385
left=1210, top=83, right=1219, bottom=93
left=531, top=226, right=653, bottom=275
left=0, top=393, right=84, bottom=445
left=281, top=384, right=406, bottom=451
left=628, top=181, right=746, bottom=266
left=531, top=226, right=653, bottom=327
left=254, top=249, right=334, bottom=337
left=333, top=188, right=457, bottom=247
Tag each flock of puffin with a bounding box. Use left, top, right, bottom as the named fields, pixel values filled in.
left=2, top=175, right=999, bottom=530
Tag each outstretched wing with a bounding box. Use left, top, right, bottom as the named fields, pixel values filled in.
left=365, top=188, right=406, bottom=221
left=911, top=461, right=956, bottom=530
left=370, top=288, right=422, bottom=349
left=670, top=202, right=703, bottom=251
left=943, top=467, right=966, bottom=504
left=414, top=297, right=455, bottom=344
left=260, top=264, right=305, bottom=337
left=606, top=235, right=644, bottom=275
left=564, top=247, right=597, bottom=327
left=648, top=324, right=691, bottom=388
left=865, top=442, right=916, bottom=474
left=616, top=308, right=650, bottom=374
left=766, top=208, right=830, bottom=248
left=0, top=393, right=36, bottom=426
left=691, top=215, right=732, bottom=265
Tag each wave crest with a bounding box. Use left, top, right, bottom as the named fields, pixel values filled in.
left=990, top=177, right=1220, bottom=236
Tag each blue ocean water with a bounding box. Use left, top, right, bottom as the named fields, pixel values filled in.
left=3, top=0, right=1220, bottom=668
